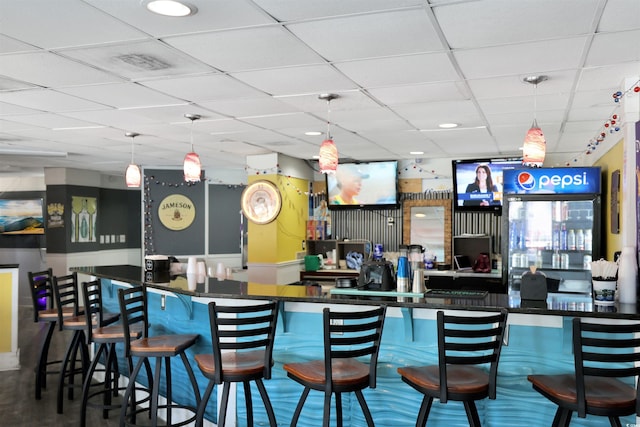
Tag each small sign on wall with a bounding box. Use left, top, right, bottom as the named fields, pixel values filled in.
left=158, top=194, right=196, bottom=231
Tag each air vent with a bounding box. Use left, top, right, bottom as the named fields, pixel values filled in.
left=115, top=54, right=171, bottom=71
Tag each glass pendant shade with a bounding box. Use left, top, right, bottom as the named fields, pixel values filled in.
left=183, top=151, right=201, bottom=182
left=522, top=119, right=546, bottom=167
left=125, top=163, right=141, bottom=187
left=319, top=139, right=339, bottom=174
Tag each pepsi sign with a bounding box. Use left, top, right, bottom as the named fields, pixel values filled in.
left=503, top=167, right=601, bottom=194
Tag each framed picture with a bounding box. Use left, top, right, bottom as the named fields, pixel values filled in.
left=0, top=199, right=45, bottom=235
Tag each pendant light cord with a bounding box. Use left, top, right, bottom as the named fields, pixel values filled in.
left=326, top=98, right=332, bottom=140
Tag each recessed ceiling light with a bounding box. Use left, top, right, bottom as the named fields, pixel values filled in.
left=305, top=131, right=322, bottom=136
left=438, top=123, right=459, bottom=129
left=410, top=151, right=424, bottom=155
left=145, top=0, right=197, bottom=17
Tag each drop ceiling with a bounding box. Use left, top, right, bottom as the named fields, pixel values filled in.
left=0, top=0, right=638, bottom=178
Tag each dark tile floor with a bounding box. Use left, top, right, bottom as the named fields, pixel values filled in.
left=0, top=306, right=121, bottom=427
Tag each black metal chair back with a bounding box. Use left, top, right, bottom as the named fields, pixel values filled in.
left=323, top=305, right=387, bottom=391
left=52, top=272, right=81, bottom=330
left=28, top=268, right=54, bottom=322
left=82, top=279, right=115, bottom=344
left=573, top=317, right=640, bottom=419
left=437, top=308, right=508, bottom=403
left=117, top=286, right=149, bottom=359
left=208, top=300, right=279, bottom=384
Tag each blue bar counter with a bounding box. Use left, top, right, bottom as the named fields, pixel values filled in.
left=73, top=265, right=639, bottom=427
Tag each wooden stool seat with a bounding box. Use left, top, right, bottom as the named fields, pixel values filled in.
left=119, top=286, right=200, bottom=427
left=52, top=272, right=90, bottom=414
left=92, top=322, right=142, bottom=343
left=130, top=334, right=199, bottom=357
left=194, top=301, right=279, bottom=427
left=283, top=305, right=387, bottom=427
left=398, top=365, right=490, bottom=397
left=397, top=309, right=508, bottom=427
left=28, top=268, right=61, bottom=400
left=527, top=318, right=640, bottom=425
left=195, top=349, right=268, bottom=378
left=528, top=374, right=636, bottom=412
left=284, top=358, right=370, bottom=388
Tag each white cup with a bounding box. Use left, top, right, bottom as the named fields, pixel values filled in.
left=197, top=261, right=206, bottom=278
left=216, top=262, right=226, bottom=280
left=186, top=257, right=197, bottom=275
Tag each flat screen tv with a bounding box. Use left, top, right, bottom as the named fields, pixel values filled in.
left=326, top=161, right=398, bottom=209
left=452, top=158, right=522, bottom=214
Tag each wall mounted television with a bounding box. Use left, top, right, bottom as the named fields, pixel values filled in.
left=452, top=158, right=523, bottom=214
left=326, top=161, right=399, bottom=210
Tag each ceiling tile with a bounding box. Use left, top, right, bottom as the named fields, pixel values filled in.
left=57, top=82, right=186, bottom=109
left=252, top=0, right=425, bottom=21
left=335, top=53, right=459, bottom=87
left=0, top=51, right=124, bottom=87
left=142, top=74, right=264, bottom=102
left=287, top=9, right=443, bottom=61
left=0, top=89, right=109, bottom=112
left=164, top=26, right=324, bottom=72
left=231, top=65, right=358, bottom=96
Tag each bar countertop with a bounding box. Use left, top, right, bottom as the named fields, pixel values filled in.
left=72, top=265, right=640, bottom=319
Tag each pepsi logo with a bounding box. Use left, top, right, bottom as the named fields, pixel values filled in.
left=517, top=172, right=536, bottom=190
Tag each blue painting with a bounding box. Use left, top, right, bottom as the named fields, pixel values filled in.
left=0, top=199, right=44, bottom=234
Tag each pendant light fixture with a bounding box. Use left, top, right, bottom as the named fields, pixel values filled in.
left=124, top=132, right=141, bottom=188
left=522, top=75, right=548, bottom=167
left=318, top=93, right=339, bottom=174
left=183, top=113, right=201, bottom=182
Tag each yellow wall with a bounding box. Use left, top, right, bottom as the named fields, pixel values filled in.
left=594, top=139, right=624, bottom=260
left=0, top=272, right=12, bottom=352
left=247, top=174, right=309, bottom=263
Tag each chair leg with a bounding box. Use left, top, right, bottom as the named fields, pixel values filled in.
left=463, top=401, right=481, bottom=427
left=150, top=356, right=163, bottom=427
left=165, top=356, right=172, bottom=426
left=323, top=391, right=333, bottom=427
left=551, top=407, right=572, bottom=427
left=243, top=381, right=254, bottom=426
left=195, top=381, right=215, bottom=427
left=57, top=330, right=81, bottom=413
left=355, top=390, right=375, bottom=427
left=179, top=351, right=201, bottom=404
left=290, top=387, right=310, bottom=427
left=416, top=396, right=434, bottom=427
left=335, top=392, right=342, bottom=427
left=255, top=378, right=277, bottom=427
left=35, top=321, right=56, bottom=399
left=80, top=342, right=107, bottom=427
left=608, top=416, right=622, bottom=427
left=219, top=382, right=231, bottom=427
left=120, top=356, right=145, bottom=426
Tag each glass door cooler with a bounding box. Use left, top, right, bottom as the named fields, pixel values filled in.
left=501, top=167, right=601, bottom=300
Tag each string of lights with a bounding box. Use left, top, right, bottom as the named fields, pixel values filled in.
left=563, top=78, right=640, bottom=166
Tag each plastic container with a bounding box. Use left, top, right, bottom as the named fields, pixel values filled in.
left=617, top=246, right=638, bottom=304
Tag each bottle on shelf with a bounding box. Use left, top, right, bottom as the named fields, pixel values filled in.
left=560, top=223, right=568, bottom=250
left=576, top=229, right=584, bottom=251
left=552, top=251, right=560, bottom=269
left=584, top=229, right=592, bottom=251
left=552, top=224, right=560, bottom=250
left=535, top=249, right=543, bottom=268
left=567, top=229, right=576, bottom=250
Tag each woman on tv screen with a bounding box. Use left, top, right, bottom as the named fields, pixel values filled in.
left=464, top=164, right=499, bottom=206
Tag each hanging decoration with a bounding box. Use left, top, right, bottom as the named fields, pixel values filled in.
left=125, top=132, right=141, bottom=188
left=183, top=113, right=202, bottom=182
left=398, top=161, right=450, bottom=179
left=318, top=93, right=339, bottom=174
left=563, top=78, right=640, bottom=166
left=522, top=75, right=548, bottom=167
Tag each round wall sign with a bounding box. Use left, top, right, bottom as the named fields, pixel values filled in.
left=157, top=194, right=196, bottom=231
left=241, top=180, right=282, bottom=224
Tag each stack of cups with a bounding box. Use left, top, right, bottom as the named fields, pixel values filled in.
left=397, top=256, right=410, bottom=292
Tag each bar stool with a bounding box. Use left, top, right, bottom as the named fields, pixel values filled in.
left=28, top=268, right=67, bottom=400
left=283, top=305, right=387, bottom=427
left=118, top=286, right=201, bottom=427
left=194, top=300, right=279, bottom=427
left=51, top=272, right=91, bottom=414
left=528, top=317, right=640, bottom=426
left=79, top=278, right=135, bottom=426
left=397, top=309, right=508, bottom=427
